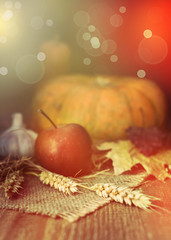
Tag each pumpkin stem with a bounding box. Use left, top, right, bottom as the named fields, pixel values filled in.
left=38, top=109, right=57, bottom=129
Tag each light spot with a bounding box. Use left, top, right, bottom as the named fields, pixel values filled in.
left=37, top=52, right=46, bottom=61
left=101, top=40, right=117, bottom=54
left=73, top=11, right=90, bottom=27
left=31, top=16, right=44, bottom=30
left=83, top=58, right=91, bottom=65
left=83, top=32, right=91, bottom=41
left=76, top=28, right=104, bottom=57
left=119, top=6, right=127, bottom=14
left=76, top=28, right=89, bottom=48
left=143, top=29, right=152, bottom=38
left=14, top=1, right=22, bottom=9
left=88, top=3, right=115, bottom=34
left=110, top=55, right=118, bottom=63
left=138, top=35, right=168, bottom=64
left=88, top=25, right=96, bottom=32
left=2, top=10, right=13, bottom=21
left=46, top=19, right=54, bottom=27
left=110, top=14, right=123, bottom=28
left=0, top=66, right=8, bottom=76
left=137, top=69, right=146, bottom=78
left=90, top=37, right=100, bottom=49
left=96, top=77, right=111, bottom=87
left=16, top=54, right=45, bottom=84
left=4, top=1, right=13, bottom=9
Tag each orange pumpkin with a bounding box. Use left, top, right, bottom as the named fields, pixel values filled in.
left=30, top=75, right=168, bottom=140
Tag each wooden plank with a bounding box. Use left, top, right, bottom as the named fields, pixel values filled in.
left=0, top=179, right=171, bottom=240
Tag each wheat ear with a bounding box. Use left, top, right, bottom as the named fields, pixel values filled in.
left=29, top=171, right=78, bottom=195
left=39, top=171, right=79, bottom=194
left=0, top=170, right=24, bottom=198
left=91, top=183, right=157, bottom=210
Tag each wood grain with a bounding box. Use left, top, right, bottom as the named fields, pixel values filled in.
left=0, top=178, right=171, bottom=240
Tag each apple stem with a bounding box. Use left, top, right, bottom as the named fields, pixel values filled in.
left=38, top=109, right=57, bottom=129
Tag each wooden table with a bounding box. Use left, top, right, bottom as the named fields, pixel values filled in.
left=0, top=179, right=171, bottom=240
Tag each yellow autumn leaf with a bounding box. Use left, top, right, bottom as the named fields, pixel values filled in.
left=97, top=141, right=139, bottom=175
left=97, top=140, right=171, bottom=181
left=132, top=149, right=171, bottom=181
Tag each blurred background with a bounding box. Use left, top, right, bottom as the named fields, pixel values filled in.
left=0, top=0, right=171, bottom=129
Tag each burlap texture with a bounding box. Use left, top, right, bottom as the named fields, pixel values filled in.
left=0, top=173, right=146, bottom=222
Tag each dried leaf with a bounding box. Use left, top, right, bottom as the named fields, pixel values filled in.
left=97, top=141, right=140, bottom=175
left=97, top=140, right=171, bottom=181
left=132, top=149, right=171, bottom=181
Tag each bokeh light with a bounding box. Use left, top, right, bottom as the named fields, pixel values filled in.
left=46, top=19, right=54, bottom=27
left=88, top=3, right=115, bottom=34
left=14, top=1, right=22, bottom=10
left=110, top=55, right=118, bottom=63
left=4, top=1, right=13, bottom=9
left=101, top=40, right=117, bottom=54
left=110, top=14, right=123, bottom=28
left=119, top=6, right=127, bottom=14
left=83, top=57, right=91, bottom=66
left=143, top=29, right=152, bottom=38
left=76, top=28, right=89, bottom=48
left=16, top=54, right=45, bottom=84
left=0, top=66, right=8, bottom=76
left=73, top=11, right=90, bottom=27
left=137, top=69, right=146, bottom=78
left=2, top=9, right=13, bottom=21
left=88, top=25, right=96, bottom=32
left=82, top=32, right=91, bottom=41
left=37, top=52, right=46, bottom=61
left=86, top=39, right=104, bottom=57
left=0, top=0, right=171, bottom=126
left=90, top=37, right=100, bottom=49
left=0, top=4, right=21, bottom=42
left=76, top=27, right=104, bottom=57
left=138, top=35, right=168, bottom=64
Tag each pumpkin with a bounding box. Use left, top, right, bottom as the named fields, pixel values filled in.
left=30, top=75, right=168, bottom=140
left=39, top=38, right=71, bottom=78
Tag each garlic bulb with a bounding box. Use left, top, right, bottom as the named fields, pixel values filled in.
left=0, top=113, right=38, bottom=157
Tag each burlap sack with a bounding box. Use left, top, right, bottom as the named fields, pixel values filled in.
left=0, top=172, right=146, bottom=222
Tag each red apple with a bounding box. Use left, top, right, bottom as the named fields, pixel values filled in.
left=35, top=110, right=93, bottom=176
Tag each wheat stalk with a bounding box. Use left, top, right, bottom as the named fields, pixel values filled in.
left=0, top=170, right=24, bottom=198
left=25, top=169, right=158, bottom=211
left=40, top=171, right=79, bottom=194
left=0, top=156, right=35, bottom=181
left=26, top=170, right=79, bottom=195
left=0, top=156, right=161, bottom=211
left=91, top=183, right=157, bottom=210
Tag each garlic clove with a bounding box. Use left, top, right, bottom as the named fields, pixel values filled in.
left=27, top=129, right=38, bottom=140
left=0, top=113, right=38, bottom=158
left=3, top=113, right=24, bottom=132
